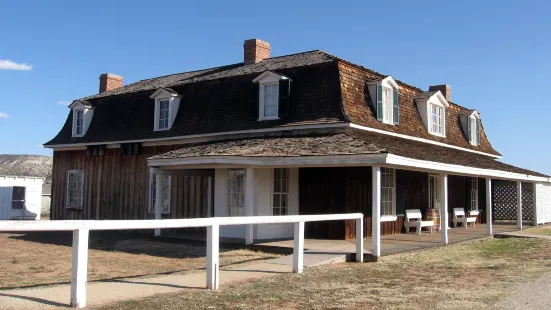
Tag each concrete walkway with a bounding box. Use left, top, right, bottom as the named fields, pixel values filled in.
left=0, top=245, right=360, bottom=309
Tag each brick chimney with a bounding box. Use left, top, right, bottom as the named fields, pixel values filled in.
left=99, top=73, right=124, bottom=93
left=429, top=84, right=451, bottom=102
left=243, top=39, right=271, bottom=65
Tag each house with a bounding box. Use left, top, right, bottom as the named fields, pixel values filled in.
left=0, top=175, right=43, bottom=220
left=44, top=39, right=551, bottom=253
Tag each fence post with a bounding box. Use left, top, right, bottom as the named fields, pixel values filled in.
left=293, top=221, right=305, bottom=273
left=356, top=218, right=364, bottom=262
left=206, top=224, right=220, bottom=290
left=70, top=229, right=89, bottom=308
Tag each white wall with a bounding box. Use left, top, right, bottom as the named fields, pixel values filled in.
left=536, top=183, right=551, bottom=224
left=0, top=176, right=43, bottom=220
left=213, top=168, right=299, bottom=241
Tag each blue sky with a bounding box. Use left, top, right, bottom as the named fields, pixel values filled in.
left=0, top=0, right=550, bottom=174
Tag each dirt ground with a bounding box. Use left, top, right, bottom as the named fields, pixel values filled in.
left=524, top=226, right=551, bottom=236
left=0, top=231, right=280, bottom=289
left=97, top=238, right=551, bottom=310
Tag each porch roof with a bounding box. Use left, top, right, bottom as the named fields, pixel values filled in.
left=148, top=129, right=549, bottom=182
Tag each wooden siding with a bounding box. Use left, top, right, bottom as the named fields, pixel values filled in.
left=50, top=147, right=212, bottom=221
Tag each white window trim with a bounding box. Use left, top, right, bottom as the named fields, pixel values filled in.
left=368, top=76, right=399, bottom=126
left=469, top=116, right=479, bottom=146
left=66, top=170, right=84, bottom=209
left=382, top=86, right=394, bottom=125
left=470, top=177, right=478, bottom=211
left=428, top=174, right=440, bottom=210
left=74, top=109, right=84, bottom=136
left=150, top=88, right=181, bottom=132
left=227, top=168, right=245, bottom=217
left=253, top=71, right=289, bottom=121
left=271, top=168, right=290, bottom=216
left=148, top=173, right=172, bottom=215
left=380, top=167, right=396, bottom=218
left=429, top=102, right=446, bottom=137
left=11, top=186, right=26, bottom=210
left=259, top=82, right=280, bottom=121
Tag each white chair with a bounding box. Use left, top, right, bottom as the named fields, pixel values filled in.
left=452, top=208, right=478, bottom=229
left=404, top=209, right=435, bottom=235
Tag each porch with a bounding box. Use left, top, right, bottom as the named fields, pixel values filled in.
left=256, top=224, right=521, bottom=257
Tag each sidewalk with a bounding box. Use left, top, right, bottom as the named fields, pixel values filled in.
left=0, top=243, right=360, bottom=309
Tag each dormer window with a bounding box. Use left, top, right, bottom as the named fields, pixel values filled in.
left=150, top=88, right=181, bottom=131
left=367, top=76, right=399, bottom=125
left=69, top=100, right=93, bottom=137
left=415, top=91, right=449, bottom=137
left=250, top=71, right=291, bottom=121
left=459, top=110, right=481, bottom=145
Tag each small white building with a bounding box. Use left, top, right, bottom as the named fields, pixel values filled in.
left=0, top=175, right=44, bottom=220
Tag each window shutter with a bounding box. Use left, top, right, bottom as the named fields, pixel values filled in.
left=278, top=79, right=291, bottom=117
left=475, top=119, right=481, bottom=145
left=467, top=117, right=472, bottom=143
left=393, top=88, right=399, bottom=125
left=376, top=83, right=383, bottom=121
left=249, top=83, right=260, bottom=120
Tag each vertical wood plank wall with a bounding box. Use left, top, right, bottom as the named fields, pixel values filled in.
left=50, top=147, right=212, bottom=221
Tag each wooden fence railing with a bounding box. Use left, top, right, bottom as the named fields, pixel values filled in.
left=0, top=213, right=364, bottom=308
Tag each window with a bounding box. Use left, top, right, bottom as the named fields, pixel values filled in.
left=468, top=116, right=481, bottom=145
left=263, top=84, right=279, bottom=118
left=430, top=104, right=444, bottom=136
left=67, top=170, right=84, bottom=209
left=470, top=177, right=478, bottom=211
left=158, top=100, right=170, bottom=130
left=120, top=143, right=141, bottom=155
left=86, top=145, right=106, bottom=156
left=75, top=110, right=84, bottom=136
left=382, top=87, right=393, bottom=124
left=381, top=168, right=395, bottom=216
left=149, top=174, right=171, bottom=214
left=273, top=168, right=289, bottom=215
left=11, top=186, right=25, bottom=209
left=228, top=169, right=245, bottom=216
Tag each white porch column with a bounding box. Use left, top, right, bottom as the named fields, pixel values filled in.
left=486, top=178, right=493, bottom=236
left=372, top=166, right=381, bottom=257
left=245, top=168, right=255, bottom=245
left=517, top=181, right=523, bottom=230
left=439, top=174, right=449, bottom=244
left=206, top=224, right=219, bottom=290
left=154, top=173, right=165, bottom=237
left=293, top=221, right=305, bottom=273
left=533, top=182, right=539, bottom=227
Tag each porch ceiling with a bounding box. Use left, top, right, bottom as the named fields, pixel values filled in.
left=147, top=129, right=550, bottom=182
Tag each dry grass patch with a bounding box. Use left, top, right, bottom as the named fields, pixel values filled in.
left=98, top=238, right=551, bottom=310
left=0, top=232, right=280, bottom=289
left=523, top=226, right=551, bottom=236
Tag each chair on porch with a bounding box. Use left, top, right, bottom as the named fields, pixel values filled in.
left=452, top=208, right=477, bottom=229
left=404, top=209, right=435, bottom=235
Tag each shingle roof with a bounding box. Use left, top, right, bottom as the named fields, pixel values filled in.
left=149, top=129, right=547, bottom=178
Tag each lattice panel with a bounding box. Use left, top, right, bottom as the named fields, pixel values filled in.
left=492, top=181, right=533, bottom=221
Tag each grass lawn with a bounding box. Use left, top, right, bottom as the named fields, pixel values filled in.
left=0, top=232, right=280, bottom=289
left=97, top=238, right=551, bottom=310
left=524, top=226, right=551, bottom=236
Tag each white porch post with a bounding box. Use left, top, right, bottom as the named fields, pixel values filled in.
left=517, top=181, right=523, bottom=230
left=206, top=224, right=219, bottom=290
left=533, top=182, right=538, bottom=227
left=356, top=217, right=364, bottom=262
left=245, top=168, right=255, bottom=245
left=372, top=166, right=381, bottom=257
left=439, top=174, right=449, bottom=244
left=154, top=173, right=165, bottom=237
left=485, top=178, right=493, bottom=236
left=293, top=221, right=305, bottom=273
left=70, top=229, right=89, bottom=308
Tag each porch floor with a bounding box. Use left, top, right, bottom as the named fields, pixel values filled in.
left=255, top=224, right=522, bottom=257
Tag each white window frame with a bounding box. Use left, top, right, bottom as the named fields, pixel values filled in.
left=261, top=82, right=279, bottom=120
left=382, top=86, right=393, bottom=125
left=470, top=177, right=478, bottom=211
left=75, top=110, right=84, bottom=136
left=272, top=168, right=290, bottom=216
left=148, top=173, right=172, bottom=215
left=380, top=167, right=396, bottom=221
left=157, top=99, right=170, bottom=130
left=429, top=103, right=445, bottom=137
left=470, top=116, right=479, bottom=146
left=66, top=170, right=84, bottom=209
left=228, top=169, right=245, bottom=217
left=150, top=88, right=181, bottom=132
left=429, top=174, right=440, bottom=209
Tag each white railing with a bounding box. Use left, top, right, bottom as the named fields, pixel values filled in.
left=0, top=213, right=364, bottom=308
